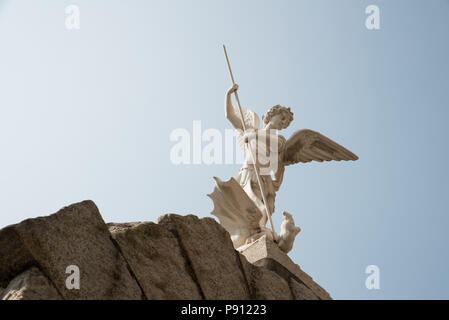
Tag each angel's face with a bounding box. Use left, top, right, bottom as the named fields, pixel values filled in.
left=269, top=114, right=289, bottom=130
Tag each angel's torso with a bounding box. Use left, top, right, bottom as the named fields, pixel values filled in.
left=240, top=129, right=286, bottom=171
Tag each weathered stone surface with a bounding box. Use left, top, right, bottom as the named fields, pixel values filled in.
left=0, top=225, right=35, bottom=288
left=0, top=200, right=332, bottom=300
left=1, top=267, right=62, bottom=300
left=240, top=235, right=332, bottom=300
left=239, top=254, right=292, bottom=300
left=157, top=214, right=250, bottom=299
left=289, top=278, right=319, bottom=300
left=0, top=200, right=143, bottom=300
left=108, top=222, right=202, bottom=299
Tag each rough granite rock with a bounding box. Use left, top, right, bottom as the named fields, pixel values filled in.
left=0, top=224, right=35, bottom=288
left=239, top=254, right=292, bottom=300
left=288, top=278, right=319, bottom=300
left=1, top=267, right=62, bottom=300
left=108, top=222, right=202, bottom=299
left=157, top=214, right=250, bottom=299
left=0, top=200, right=332, bottom=300
left=0, top=200, right=143, bottom=300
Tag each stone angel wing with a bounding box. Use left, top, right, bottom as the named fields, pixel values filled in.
left=282, top=129, right=358, bottom=165
left=207, top=177, right=263, bottom=249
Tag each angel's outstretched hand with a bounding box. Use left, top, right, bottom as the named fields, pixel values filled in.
left=227, top=83, right=239, bottom=95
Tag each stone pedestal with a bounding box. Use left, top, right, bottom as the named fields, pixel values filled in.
left=239, top=235, right=332, bottom=300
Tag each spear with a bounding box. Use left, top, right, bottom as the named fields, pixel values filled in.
left=222, top=45, right=276, bottom=238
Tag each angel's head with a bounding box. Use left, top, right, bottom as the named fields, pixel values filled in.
left=262, top=105, right=294, bottom=130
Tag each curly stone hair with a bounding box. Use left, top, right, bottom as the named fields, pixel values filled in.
left=262, top=105, right=294, bottom=129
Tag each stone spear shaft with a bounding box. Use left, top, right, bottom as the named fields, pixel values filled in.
left=222, top=44, right=276, bottom=238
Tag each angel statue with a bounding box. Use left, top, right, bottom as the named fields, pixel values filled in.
left=209, top=46, right=358, bottom=254
left=208, top=84, right=359, bottom=254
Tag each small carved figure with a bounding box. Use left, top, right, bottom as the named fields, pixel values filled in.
left=277, top=212, right=301, bottom=254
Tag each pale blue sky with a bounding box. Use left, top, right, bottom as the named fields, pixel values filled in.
left=0, top=0, right=448, bottom=299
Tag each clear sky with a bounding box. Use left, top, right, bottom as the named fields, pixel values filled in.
left=0, top=0, right=448, bottom=299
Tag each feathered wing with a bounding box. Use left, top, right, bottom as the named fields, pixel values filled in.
left=208, top=176, right=263, bottom=248
left=282, top=129, right=358, bottom=166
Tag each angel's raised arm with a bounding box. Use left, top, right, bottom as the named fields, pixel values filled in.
left=225, top=84, right=244, bottom=130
